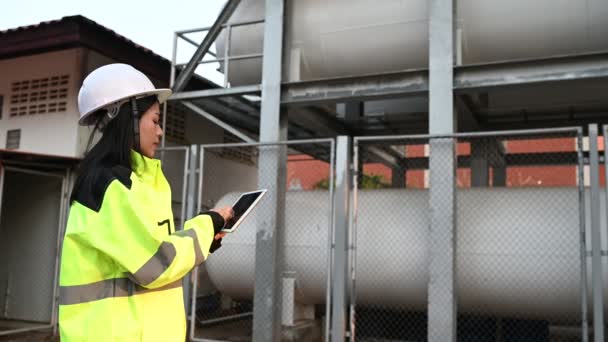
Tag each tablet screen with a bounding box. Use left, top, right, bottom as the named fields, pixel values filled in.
left=224, top=191, right=265, bottom=230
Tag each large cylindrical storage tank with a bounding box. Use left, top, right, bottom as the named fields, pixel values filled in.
left=206, top=188, right=605, bottom=323
left=217, top=0, right=608, bottom=85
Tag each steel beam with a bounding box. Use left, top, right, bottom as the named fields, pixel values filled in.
left=279, top=52, right=608, bottom=106
left=428, top=1, right=457, bottom=342
left=282, top=70, right=428, bottom=106
left=455, top=52, right=608, bottom=91
left=252, top=0, right=285, bottom=340
left=172, top=0, right=242, bottom=92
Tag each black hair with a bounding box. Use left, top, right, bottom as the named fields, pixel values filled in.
left=70, top=96, right=157, bottom=204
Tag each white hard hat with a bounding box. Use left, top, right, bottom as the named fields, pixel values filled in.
left=78, top=63, right=172, bottom=126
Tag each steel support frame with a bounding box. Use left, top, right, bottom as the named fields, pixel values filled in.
left=252, top=0, right=286, bottom=341
left=170, top=51, right=608, bottom=105
left=428, top=0, right=457, bottom=341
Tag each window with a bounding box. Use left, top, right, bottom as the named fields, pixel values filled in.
left=6, top=129, right=20, bottom=149
left=9, top=75, right=69, bottom=117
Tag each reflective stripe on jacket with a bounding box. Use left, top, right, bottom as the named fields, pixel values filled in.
left=59, top=151, right=216, bottom=341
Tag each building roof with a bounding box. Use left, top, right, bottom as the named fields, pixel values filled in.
left=0, top=15, right=214, bottom=90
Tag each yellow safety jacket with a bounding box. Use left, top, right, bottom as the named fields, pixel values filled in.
left=58, top=151, right=219, bottom=341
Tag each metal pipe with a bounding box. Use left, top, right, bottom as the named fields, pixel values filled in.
left=170, top=32, right=178, bottom=89
left=323, top=139, right=335, bottom=342
left=588, top=123, right=604, bottom=342
left=165, top=32, right=179, bottom=153
left=177, top=34, right=218, bottom=58
left=578, top=130, right=589, bottom=342
left=224, top=25, right=232, bottom=88
left=221, top=18, right=265, bottom=28
left=177, top=33, right=201, bottom=49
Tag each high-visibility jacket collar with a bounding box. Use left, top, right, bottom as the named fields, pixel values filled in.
left=130, top=150, right=161, bottom=184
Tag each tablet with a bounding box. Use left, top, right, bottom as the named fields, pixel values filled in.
left=221, top=189, right=268, bottom=233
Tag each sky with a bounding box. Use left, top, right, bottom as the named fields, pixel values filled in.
left=2, top=0, right=228, bottom=82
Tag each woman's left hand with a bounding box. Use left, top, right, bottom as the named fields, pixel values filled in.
left=214, top=232, right=226, bottom=240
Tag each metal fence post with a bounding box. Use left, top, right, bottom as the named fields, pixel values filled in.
left=589, top=124, right=604, bottom=342
left=577, top=129, right=589, bottom=342
left=331, top=136, right=352, bottom=341
left=184, top=145, right=199, bottom=316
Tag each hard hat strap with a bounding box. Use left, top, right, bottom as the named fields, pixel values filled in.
left=130, top=98, right=141, bottom=152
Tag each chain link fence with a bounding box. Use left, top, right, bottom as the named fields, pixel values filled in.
left=352, top=128, right=586, bottom=342
left=0, top=166, right=69, bottom=338
left=455, top=130, right=585, bottom=342
left=353, top=137, right=431, bottom=342
left=190, top=139, right=334, bottom=341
